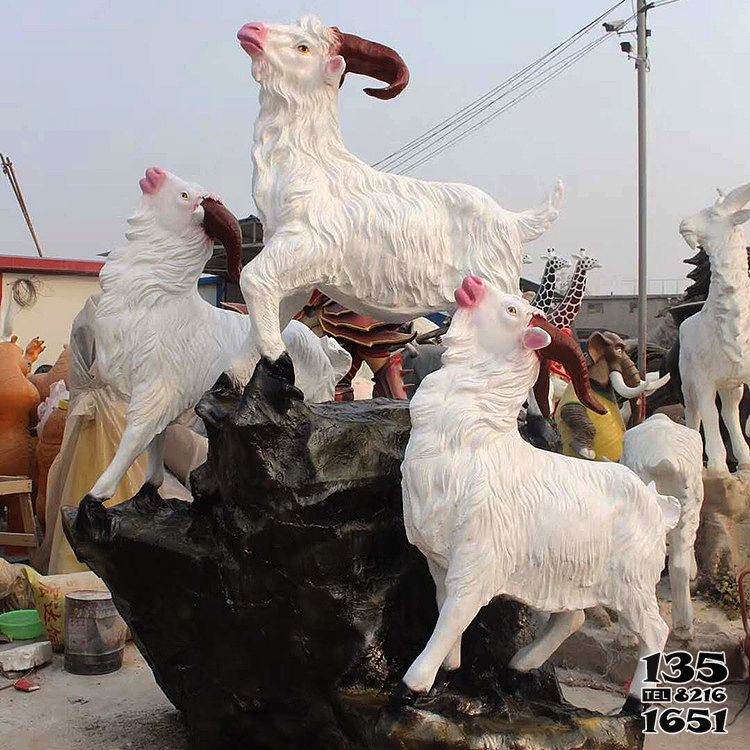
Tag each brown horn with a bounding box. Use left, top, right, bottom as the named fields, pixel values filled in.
left=531, top=316, right=607, bottom=416
left=330, top=27, right=409, bottom=100
left=201, top=198, right=243, bottom=284
left=533, top=359, right=552, bottom=419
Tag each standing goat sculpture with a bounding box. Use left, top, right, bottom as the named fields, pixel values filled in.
left=78, top=168, right=352, bottom=522
left=679, top=182, right=750, bottom=475
left=236, top=16, right=562, bottom=390
left=621, top=414, right=704, bottom=640
left=396, top=276, right=680, bottom=715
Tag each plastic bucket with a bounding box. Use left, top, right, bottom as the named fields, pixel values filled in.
left=64, top=590, right=127, bottom=675
left=0, top=609, right=45, bottom=640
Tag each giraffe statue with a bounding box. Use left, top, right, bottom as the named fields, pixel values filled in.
left=531, top=248, right=570, bottom=313
left=548, top=249, right=601, bottom=328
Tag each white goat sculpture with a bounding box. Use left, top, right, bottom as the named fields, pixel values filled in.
left=398, top=276, right=679, bottom=714
left=621, top=414, right=704, bottom=640
left=83, top=168, right=351, bottom=509
left=679, top=182, right=750, bottom=475
left=236, top=16, right=562, bottom=385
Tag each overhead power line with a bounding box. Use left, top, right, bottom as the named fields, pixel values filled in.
left=394, top=32, right=616, bottom=175
left=374, top=0, right=630, bottom=175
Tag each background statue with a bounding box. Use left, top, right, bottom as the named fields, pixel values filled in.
left=621, top=414, right=705, bottom=640
left=235, top=16, right=562, bottom=392
left=531, top=248, right=570, bottom=313
left=557, top=330, right=669, bottom=460
left=0, top=284, right=45, bottom=553
left=547, top=249, right=601, bottom=328
left=678, top=182, right=750, bottom=475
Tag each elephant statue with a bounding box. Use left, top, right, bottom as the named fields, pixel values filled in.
left=556, top=331, right=670, bottom=460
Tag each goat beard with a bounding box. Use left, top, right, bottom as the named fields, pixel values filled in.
left=531, top=315, right=606, bottom=418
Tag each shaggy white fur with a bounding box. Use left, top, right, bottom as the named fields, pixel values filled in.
left=678, top=182, right=750, bottom=475
left=89, top=169, right=351, bottom=501
left=237, top=16, right=562, bottom=362
left=401, top=277, right=679, bottom=703
left=621, top=414, right=705, bottom=640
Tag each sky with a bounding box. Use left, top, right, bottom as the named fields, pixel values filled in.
left=2, top=0, right=749, bottom=294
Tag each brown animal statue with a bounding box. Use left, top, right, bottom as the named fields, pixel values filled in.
left=28, top=345, right=70, bottom=402
left=556, top=331, right=670, bottom=461
left=0, top=334, right=44, bottom=550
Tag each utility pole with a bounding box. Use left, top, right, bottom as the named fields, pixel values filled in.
left=636, top=0, right=649, bottom=376
left=1, top=153, right=45, bottom=258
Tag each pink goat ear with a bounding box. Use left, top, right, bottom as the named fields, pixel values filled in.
left=522, top=326, right=552, bottom=351
left=326, top=55, right=346, bottom=76
left=455, top=275, right=486, bottom=308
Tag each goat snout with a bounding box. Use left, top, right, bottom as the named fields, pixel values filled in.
left=238, top=23, right=268, bottom=57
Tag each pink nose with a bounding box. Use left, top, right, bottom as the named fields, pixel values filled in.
left=139, top=166, right=167, bottom=196
left=237, top=22, right=267, bottom=57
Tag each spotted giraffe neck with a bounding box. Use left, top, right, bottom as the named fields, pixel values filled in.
left=548, top=258, right=595, bottom=328
left=533, top=254, right=563, bottom=313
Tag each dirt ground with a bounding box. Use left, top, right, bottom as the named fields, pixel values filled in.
left=1, top=643, right=748, bottom=749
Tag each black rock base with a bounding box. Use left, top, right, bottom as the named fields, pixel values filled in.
left=63, top=368, right=643, bottom=749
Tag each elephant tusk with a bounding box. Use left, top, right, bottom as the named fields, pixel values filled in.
left=643, top=371, right=671, bottom=393
left=609, top=371, right=649, bottom=398
left=609, top=371, right=671, bottom=399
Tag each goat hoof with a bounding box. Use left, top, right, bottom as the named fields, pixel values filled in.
left=76, top=495, right=116, bottom=545
left=133, top=483, right=163, bottom=513
left=671, top=625, right=694, bottom=642
left=620, top=695, right=648, bottom=718
left=242, top=354, right=303, bottom=415
left=431, top=667, right=454, bottom=695
left=211, top=371, right=240, bottom=396
left=381, top=681, right=422, bottom=720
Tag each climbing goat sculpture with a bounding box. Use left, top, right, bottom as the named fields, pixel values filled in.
left=679, top=182, right=750, bottom=474
left=81, top=168, right=351, bottom=514
left=236, top=16, right=562, bottom=387
left=397, top=276, right=679, bottom=714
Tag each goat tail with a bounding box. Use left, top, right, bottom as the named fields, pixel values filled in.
left=515, top=179, right=564, bottom=244
left=646, top=480, right=681, bottom=531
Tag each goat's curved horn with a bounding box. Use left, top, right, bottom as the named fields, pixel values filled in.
left=531, top=316, right=607, bottom=416
left=330, top=27, right=409, bottom=100
left=201, top=198, right=243, bottom=284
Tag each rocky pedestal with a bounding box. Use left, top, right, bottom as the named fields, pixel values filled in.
left=696, top=470, right=750, bottom=598
left=64, top=371, right=642, bottom=749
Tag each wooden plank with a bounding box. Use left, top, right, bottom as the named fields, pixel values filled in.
left=18, top=494, right=36, bottom=536
left=0, top=478, right=33, bottom=495
left=0, top=532, right=37, bottom=547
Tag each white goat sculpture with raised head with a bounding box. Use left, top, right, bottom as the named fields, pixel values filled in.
left=678, top=182, right=750, bottom=475
left=82, top=168, right=351, bottom=512
left=235, top=16, right=562, bottom=387
left=621, top=414, right=704, bottom=640
left=397, top=276, right=680, bottom=714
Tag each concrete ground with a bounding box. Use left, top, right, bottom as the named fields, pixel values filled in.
left=0, top=644, right=186, bottom=750
left=1, top=643, right=748, bottom=749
